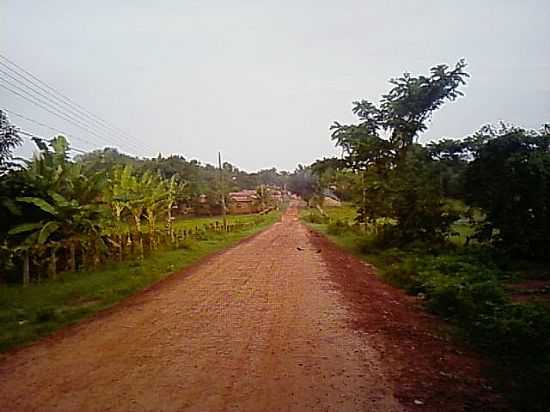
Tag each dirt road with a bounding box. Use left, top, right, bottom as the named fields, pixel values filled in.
left=0, top=205, right=504, bottom=411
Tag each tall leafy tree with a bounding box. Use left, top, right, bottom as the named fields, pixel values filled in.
left=330, top=61, right=469, bottom=242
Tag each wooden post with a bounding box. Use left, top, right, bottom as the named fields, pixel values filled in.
left=218, top=152, right=227, bottom=230
left=118, top=234, right=123, bottom=262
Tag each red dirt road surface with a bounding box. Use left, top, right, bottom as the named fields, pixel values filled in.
left=0, top=205, right=505, bottom=411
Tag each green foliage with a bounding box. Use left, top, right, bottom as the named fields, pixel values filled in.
left=16, top=196, right=58, bottom=216
left=464, top=125, right=550, bottom=260
left=287, top=164, right=318, bottom=202
left=326, top=219, right=351, bottom=236
left=378, top=147, right=459, bottom=244
left=302, top=205, right=550, bottom=410
left=311, top=158, right=361, bottom=202
left=0, top=110, right=22, bottom=173
left=328, top=61, right=469, bottom=244
left=427, top=139, right=469, bottom=198
left=331, top=60, right=468, bottom=159
left=0, top=211, right=279, bottom=352
left=76, top=149, right=291, bottom=200
left=0, top=132, right=287, bottom=284
left=407, top=254, right=507, bottom=320
left=302, top=212, right=328, bottom=224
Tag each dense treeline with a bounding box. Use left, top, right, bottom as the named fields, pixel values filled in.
left=314, top=123, right=550, bottom=259
left=306, top=58, right=550, bottom=260
left=75, top=148, right=291, bottom=197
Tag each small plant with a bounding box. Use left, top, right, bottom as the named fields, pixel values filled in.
left=326, top=219, right=351, bottom=236
left=303, top=212, right=328, bottom=224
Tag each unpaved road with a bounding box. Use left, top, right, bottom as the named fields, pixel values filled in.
left=0, top=205, right=505, bottom=411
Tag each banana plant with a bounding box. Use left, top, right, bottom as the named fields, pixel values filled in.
left=7, top=135, right=108, bottom=281
left=166, top=176, right=187, bottom=243
left=109, top=165, right=135, bottom=260
left=110, top=165, right=147, bottom=261
left=255, top=185, right=272, bottom=211
left=142, top=172, right=168, bottom=251
left=9, top=190, right=107, bottom=278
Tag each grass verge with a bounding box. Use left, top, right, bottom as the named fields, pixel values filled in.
left=301, top=205, right=550, bottom=412
left=0, top=211, right=280, bottom=353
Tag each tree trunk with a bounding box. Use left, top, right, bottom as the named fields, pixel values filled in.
left=134, top=216, right=144, bottom=261
left=150, top=220, right=156, bottom=251
left=168, top=205, right=175, bottom=244
left=69, top=242, right=77, bottom=272
left=22, top=250, right=30, bottom=286
left=49, top=247, right=57, bottom=280
left=92, top=239, right=100, bottom=269
left=118, top=234, right=123, bottom=262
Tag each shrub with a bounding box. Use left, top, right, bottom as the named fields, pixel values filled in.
left=464, top=126, right=550, bottom=260
left=326, top=219, right=351, bottom=236
left=303, top=212, right=328, bottom=224
left=474, top=303, right=550, bottom=355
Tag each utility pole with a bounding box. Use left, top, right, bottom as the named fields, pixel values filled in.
left=218, top=151, right=227, bottom=229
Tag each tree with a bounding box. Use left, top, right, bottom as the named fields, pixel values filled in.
left=0, top=110, right=22, bottom=173
left=311, top=158, right=360, bottom=202
left=288, top=165, right=318, bottom=204
left=7, top=136, right=108, bottom=282
left=255, top=185, right=272, bottom=210
left=330, top=61, right=469, bottom=242
left=427, top=138, right=469, bottom=198
left=331, top=59, right=469, bottom=163
left=464, top=125, right=550, bottom=259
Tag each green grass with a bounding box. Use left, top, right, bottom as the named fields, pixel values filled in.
left=172, top=213, right=268, bottom=231
left=0, top=211, right=280, bottom=353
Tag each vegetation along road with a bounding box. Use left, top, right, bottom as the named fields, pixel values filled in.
left=0, top=204, right=504, bottom=411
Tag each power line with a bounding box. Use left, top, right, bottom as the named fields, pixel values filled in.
left=17, top=129, right=89, bottom=155
left=0, top=54, right=150, bottom=151
left=3, top=108, right=99, bottom=150
left=0, top=74, right=143, bottom=153
left=0, top=80, right=142, bottom=153
left=0, top=53, right=155, bottom=153
left=0, top=62, right=152, bottom=153
left=0, top=65, right=140, bottom=150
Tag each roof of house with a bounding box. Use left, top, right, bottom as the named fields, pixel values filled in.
left=229, top=190, right=257, bottom=203
left=322, top=188, right=340, bottom=201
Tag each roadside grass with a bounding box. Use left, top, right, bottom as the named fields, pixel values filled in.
left=301, top=204, right=550, bottom=412
left=173, top=212, right=271, bottom=231
left=112, top=212, right=267, bottom=234
left=0, top=211, right=280, bottom=353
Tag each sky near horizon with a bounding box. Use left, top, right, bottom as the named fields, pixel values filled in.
left=1, top=0, right=549, bottom=171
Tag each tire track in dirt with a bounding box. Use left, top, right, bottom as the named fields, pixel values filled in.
left=0, top=205, right=402, bottom=411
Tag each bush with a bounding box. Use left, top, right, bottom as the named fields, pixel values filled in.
left=303, top=212, right=328, bottom=224
left=464, top=126, right=550, bottom=261
left=326, top=219, right=351, bottom=236
left=383, top=257, right=420, bottom=291
left=391, top=254, right=506, bottom=320
left=474, top=303, right=550, bottom=355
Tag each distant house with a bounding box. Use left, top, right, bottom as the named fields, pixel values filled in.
left=228, top=190, right=260, bottom=214
left=322, top=189, right=342, bottom=207
left=193, top=194, right=223, bottom=216
left=268, top=187, right=283, bottom=203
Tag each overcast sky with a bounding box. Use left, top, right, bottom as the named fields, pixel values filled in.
left=2, top=0, right=549, bottom=171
